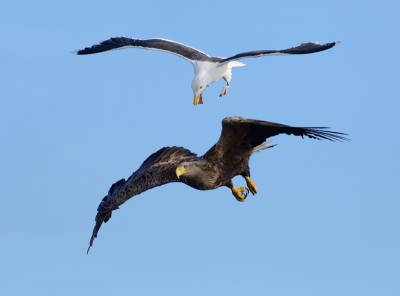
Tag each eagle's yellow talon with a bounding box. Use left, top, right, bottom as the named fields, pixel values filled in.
left=245, top=177, right=258, bottom=195
left=232, top=186, right=248, bottom=202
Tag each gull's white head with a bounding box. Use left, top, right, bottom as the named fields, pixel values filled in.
left=191, top=73, right=211, bottom=106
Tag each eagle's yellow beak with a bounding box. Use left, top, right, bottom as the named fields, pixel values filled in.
left=175, top=166, right=188, bottom=179
left=193, top=93, right=203, bottom=106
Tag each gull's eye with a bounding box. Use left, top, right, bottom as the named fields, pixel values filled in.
left=200, top=86, right=203, bottom=89
left=206, top=85, right=209, bottom=88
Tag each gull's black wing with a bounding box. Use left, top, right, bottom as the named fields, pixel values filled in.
left=72, top=37, right=212, bottom=63
left=217, top=41, right=340, bottom=66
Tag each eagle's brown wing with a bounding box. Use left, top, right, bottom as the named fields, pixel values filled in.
left=213, top=116, right=349, bottom=156
left=88, top=146, right=198, bottom=253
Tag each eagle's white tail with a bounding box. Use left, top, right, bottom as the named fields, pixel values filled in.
left=252, top=140, right=275, bottom=154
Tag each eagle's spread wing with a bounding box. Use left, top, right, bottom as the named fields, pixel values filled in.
left=87, top=146, right=198, bottom=253
left=214, top=116, right=349, bottom=156
left=217, top=41, right=340, bottom=66
left=72, top=37, right=212, bottom=63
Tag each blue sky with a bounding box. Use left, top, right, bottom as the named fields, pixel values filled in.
left=1, top=1, right=399, bottom=295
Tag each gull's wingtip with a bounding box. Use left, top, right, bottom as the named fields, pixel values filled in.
left=309, top=41, right=341, bottom=47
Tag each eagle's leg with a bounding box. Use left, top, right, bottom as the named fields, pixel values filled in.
left=231, top=186, right=249, bottom=202
left=245, top=176, right=258, bottom=195
left=219, top=77, right=231, bottom=97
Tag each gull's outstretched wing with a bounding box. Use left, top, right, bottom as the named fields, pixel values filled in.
left=217, top=41, right=340, bottom=66
left=72, top=37, right=212, bottom=63
left=87, top=146, right=198, bottom=253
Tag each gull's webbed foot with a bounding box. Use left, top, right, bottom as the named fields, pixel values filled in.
left=231, top=186, right=249, bottom=202
left=245, top=177, right=258, bottom=195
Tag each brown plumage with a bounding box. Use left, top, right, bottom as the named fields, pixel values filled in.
left=87, top=117, right=349, bottom=253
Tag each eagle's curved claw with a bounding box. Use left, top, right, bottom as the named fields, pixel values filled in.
left=245, top=177, right=258, bottom=195
left=232, top=186, right=249, bottom=202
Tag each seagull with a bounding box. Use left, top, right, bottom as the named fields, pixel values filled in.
left=72, top=37, right=340, bottom=105
left=86, top=116, right=349, bottom=252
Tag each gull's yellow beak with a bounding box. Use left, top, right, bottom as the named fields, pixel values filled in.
left=193, top=93, right=203, bottom=106
left=194, top=94, right=200, bottom=106
left=175, top=166, right=188, bottom=179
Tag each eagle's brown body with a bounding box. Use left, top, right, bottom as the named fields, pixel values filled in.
left=186, top=144, right=252, bottom=190
left=87, top=117, right=348, bottom=252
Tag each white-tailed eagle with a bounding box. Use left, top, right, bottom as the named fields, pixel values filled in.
left=87, top=116, right=348, bottom=252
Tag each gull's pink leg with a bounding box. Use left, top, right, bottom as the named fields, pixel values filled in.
left=219, top=84, right=230, bottom=97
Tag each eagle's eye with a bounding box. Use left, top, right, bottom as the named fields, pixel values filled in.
left=184, top=165, right=188, bottom=169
